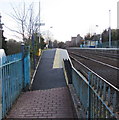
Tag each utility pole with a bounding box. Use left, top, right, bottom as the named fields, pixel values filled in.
left=39, top=1, right=40, bottom=44
left=38, top=1, right=45, bottom=47
left=0, top=14, right=3, bottom=49
left=109, top=10, right=111, bottom=48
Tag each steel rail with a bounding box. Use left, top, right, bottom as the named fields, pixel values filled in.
left=70, top=55, right=119, bottom=92
left=70, top=52, right=119, bottom=70
left=68, top=49, right=119, bottom=59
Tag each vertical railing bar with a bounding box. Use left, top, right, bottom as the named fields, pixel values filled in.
left=95, top=94, right=98, bottom=118
left=108, top=87, right=111, bottom=106
left=94, top=92, right=96, bottom=118
left=103, top=82, right=106, bottom=101
left=87, top=72, right=91, bottom=119
left=103, top=104, right=106, bottom=118
left=2, top=64, right=5, bottom=117
left=100, top=80, right=102, bottom=97
left=93, top=92, right=94, bottom=118
left=5, top=65, right=7, bottom=116
left=96, top=77, right=99, bottom=93
left=112, top=91, right=117, bottom=112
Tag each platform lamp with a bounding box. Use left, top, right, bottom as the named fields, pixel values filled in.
left=109, top=10, right=111, bottom=48
left=96, top=25, right=102, bottom=47
left=95, top=25, right=99, bottom=47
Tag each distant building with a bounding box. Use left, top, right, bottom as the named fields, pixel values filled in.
left=71, top=34, right=83, bottom=47
left=71, top=37, right=77, bottom=46
left=117, top=1, right=119, bottom=29
left=65, top=41, right=72, bottom=47
left=76, top=34, right=83, bottom=46
left=84, top=34, right=100, bottom=48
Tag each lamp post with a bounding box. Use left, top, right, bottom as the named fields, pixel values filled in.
left=95, top=25, right=99, bottom=47
left=109, top=10, right=111, bottom=48
left=38, top=1, right=45, bottom=44
left=39, top=1, right=40, bottom=44
left=96, top=25, right=102, bottom=47
left=47, top=26, right=53, bottom=48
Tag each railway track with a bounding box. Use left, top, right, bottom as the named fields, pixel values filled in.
left=68, top=50, right=118, bottom=68
left=68, top=51, right=119, bottom=88
left=68, top=49, right=119, bottom=59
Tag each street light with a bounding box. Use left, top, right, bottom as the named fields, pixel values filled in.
left=38, top=1, right=45, bottom=44
left=95, top=25, right=99, bottom=47
left=96, top=25, right=102, bottom=46
left=109, top=10, right=111, bottom=48
left=46, top=26, right=53, bottom=48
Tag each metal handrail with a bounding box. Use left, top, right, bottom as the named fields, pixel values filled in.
left=64, top=50, right=119, bottom=118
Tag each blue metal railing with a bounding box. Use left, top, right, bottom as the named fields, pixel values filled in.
left=0, top=50, right=30, bottom=119
left=23, top=51, right=30, bottom=88
left=63, top=59, right=119, bottom=119
left=97, top=41, right=119, bottom=48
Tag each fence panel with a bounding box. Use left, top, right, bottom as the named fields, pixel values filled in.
left=63, top=59, right=118, bottom=119
left=0, top=50, right=30, bottom=119
left=0, top=57, right=2, bottom=120
left=72, top=68, right=118, bottom=118
left=72, top=68, right=88, bottom=114
left=1, top=53, right=23, bottom=117
left=97, top=40, right=119, bottom=48
left=89, top=72, right=118, bottom=118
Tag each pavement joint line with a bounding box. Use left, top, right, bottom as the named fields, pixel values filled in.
left=29, top=52, right=43, bottom=90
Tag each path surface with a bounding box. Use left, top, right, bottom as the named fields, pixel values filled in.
left=32, top=49, right=67, bottom=90
left=6, top=49, right=76, bottom=119
left=7, top=87, right=75, bottom=118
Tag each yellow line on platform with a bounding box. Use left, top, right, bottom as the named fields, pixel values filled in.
left=53, top=49, right=62, bottom=68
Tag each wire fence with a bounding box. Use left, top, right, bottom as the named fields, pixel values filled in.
left=97, top=40, right=119, bottom=48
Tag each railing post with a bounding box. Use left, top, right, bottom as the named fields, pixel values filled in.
left=113, top=91, right=117, bottom=112
left=67, top=59, right=72, bottom=84
left=87, top=72, right=91, bottom=119
left=21, top=43, right=25, bottom=88
left=23, top=46, right=31, bottom=91
left=0, top=58, right=2, bottom=120
left=26, top=46, right=30, bottom=88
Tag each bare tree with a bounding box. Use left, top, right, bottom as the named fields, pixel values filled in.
left=6, top=2, right=39, bottom=42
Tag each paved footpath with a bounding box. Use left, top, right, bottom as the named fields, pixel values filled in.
left=6, top=49, right=76, bottom=119
left=32, top=49, right=67, bottom=90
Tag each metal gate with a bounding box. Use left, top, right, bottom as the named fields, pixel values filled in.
left=0, top=48, right=30, bottom=119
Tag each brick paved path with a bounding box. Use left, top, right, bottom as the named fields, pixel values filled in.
left=7, top=87, right=76, bottom=119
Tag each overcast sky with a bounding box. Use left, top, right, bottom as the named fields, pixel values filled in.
left=0, top=0, right=118, bottom=42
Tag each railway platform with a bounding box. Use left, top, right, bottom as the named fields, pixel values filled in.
left=6, top=49, right=77, bottom=119
left=2, top=48, right=119, bottom=119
